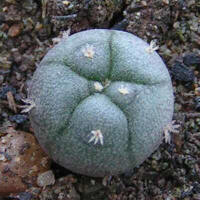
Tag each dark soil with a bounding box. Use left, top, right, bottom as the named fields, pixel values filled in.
left=0, top=0, right=200, bottom=199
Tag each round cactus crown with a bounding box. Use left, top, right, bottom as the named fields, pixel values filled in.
left=28, top=29, right=174, bottom=177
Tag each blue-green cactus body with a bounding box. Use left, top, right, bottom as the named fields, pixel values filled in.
left=29, top=29, right=174, bottom=177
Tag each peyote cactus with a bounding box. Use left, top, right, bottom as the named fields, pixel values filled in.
left=28, top=29, right=174, bottom=177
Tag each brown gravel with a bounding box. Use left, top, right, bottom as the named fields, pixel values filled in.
left=0, top=0, right=200, bottom=199
left=0, top=129, right=50, bottom=196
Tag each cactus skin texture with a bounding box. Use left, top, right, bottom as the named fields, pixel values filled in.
left=28, top=29, right=174, bottom=177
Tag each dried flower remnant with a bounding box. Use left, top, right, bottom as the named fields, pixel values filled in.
left=82, top=44, right=95, bottom=59
left=62, top=1, right=70, bottom=6
left=146, top=40, right=159, bottom=53
left=163, top=120, right=180, bottom=144
left=62, top=29, right=70, bottom=39
left=118, top=86, right=129, bottom=95
left=20, top=99, right=36, bottom=113
left=102, top=79, right=111, bottom=88
left=52, top=29, right=70, bottom=45
left=88, top=130, right=104, bottom=145
left=52, top=37, right=62, bottom=45
left=94, top=82, right=104, bottom=92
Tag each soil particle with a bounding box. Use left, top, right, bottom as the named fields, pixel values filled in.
left=8, top=23, right=23, bottom=37
left=18, top=192, right=33, bottom=200
left=37, top=170, right=55, bottom=188
left=0, top=85, right=16, bottom=99
left=170, top=60, right=195, bottom=82
left=38, top=175, right=79, bottom=200
left=194, top=97, right=200, bottom=111
left=0, top=130, right=51, bottom=196
left=183, top=53, right=200, bottom=67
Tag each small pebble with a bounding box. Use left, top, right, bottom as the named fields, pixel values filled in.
left=37, top=170, right=55, bottom=187
left=19, top=64, right=28, bottom=72
left=0, top=75, right=4, bottom=84
left=12, top=48, right=22, bottom=63
left=15, top=72, right=22, bottom=81
left=18, top=192, right=33, bottom=200
left=111, top=19, right=128, bottom=31
left=194, top=97, right=200, bottom=111
left=170, top=61, right=195, bottom=82
left=9, top=114, right=27, bottom=124
left=0, top=13, right=5, bottom=24
left=0, top=57, right=12, bottom=69
left=0, top=85, right=16, bottom=99
left=0, top=131, right=50, bottom=196
left=183, top=53, right=200, bottom=66
left=8, top=23, right=23, bottom=37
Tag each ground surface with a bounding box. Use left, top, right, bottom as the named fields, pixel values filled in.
left=0, top=0, right=200, bottom=199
